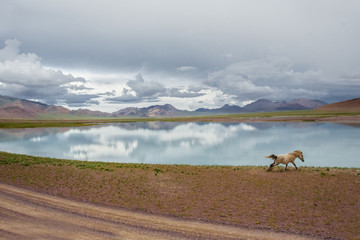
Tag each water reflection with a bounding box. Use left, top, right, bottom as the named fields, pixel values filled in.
left=0, top=122, right=359, bottom=167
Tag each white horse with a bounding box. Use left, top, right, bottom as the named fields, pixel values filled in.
left=266, top=150, right=304, bottom=171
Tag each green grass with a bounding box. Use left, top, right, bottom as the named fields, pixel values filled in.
left=0, top=151, right=150, bottom=171
left=0, top=121, right=97, bottom=128
left=194, top=109, right=360, bottom=119
left=1, top=110, right=359, bottom=128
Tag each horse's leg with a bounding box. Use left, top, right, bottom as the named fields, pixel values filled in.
left=267, top=162, right=275, bottom=171
left=285, top=164, right=288, bottom=170
left=292, top=161, right=298, bottom=170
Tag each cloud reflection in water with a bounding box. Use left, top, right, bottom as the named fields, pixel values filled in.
left=0, top=122, right=358, bottom=167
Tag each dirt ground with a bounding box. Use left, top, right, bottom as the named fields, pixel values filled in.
left=0, top=183, right=315, bottom=240
left=1, top=153, right=360, bottom=239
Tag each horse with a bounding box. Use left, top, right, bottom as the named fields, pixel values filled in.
left=266, top=150, right=304, bottom=171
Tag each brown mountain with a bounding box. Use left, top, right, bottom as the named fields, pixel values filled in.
left=0, top=95, right=109, bottom=119
left=112, top=107, right=144, bottom=117
left=0, top=95, right=61, bottom=118
left=196, top=99, right=327, bottom=114
left=70, top=109, right=110, bottom=117
left=195, top=104, right=243, bottom=114
left=316, top=98, right=360, bottom=111
left=287, top=99, right=327, bottom=109
left=0, top=106, right=38, bottom=119
left=241, top=99, right=304, bottom=112
left=242, top=99, right=327, bottom=112
left=112, top=104, right=189, bottom=117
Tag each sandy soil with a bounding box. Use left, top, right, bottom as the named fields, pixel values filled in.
left=0, top=183, right=315, bottom=240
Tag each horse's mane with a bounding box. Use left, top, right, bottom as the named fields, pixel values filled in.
left=291, top=150, right=302, bottom=156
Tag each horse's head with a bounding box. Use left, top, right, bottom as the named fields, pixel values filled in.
left=295, top=150, right=304, bottom=162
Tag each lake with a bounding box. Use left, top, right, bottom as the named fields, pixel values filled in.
left=0, top=122, right=359, bottom=168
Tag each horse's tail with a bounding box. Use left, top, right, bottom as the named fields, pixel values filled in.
left=265, top=154, right=277, bottom=160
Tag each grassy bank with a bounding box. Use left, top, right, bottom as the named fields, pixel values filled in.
left=1, top=110, right=360, bottom=128
left=0, top=152, right=359, bottom=239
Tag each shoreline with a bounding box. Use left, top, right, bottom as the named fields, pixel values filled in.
left=1, top=152, right=359, bottom=239
left=0, top=110, right=360, bottom=128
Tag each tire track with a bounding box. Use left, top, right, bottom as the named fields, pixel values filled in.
left=0, top=183, right=315, bottom=240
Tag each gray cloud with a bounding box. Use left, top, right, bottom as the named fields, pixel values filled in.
left=206, top=57, right=341, bottom=102
left=106, top=95, right=142, bottom=104
left=62, top=94, right=100, bottom=107
left=105, top=87, right=143, bottom=103
left=105, top=73, right=167, bottom=103
left=0, top=39, right=85, bottom=87
left=1, top=0, right=360, bottom=109
left=0, top=39, right=100, bottom=106
left=106, top=73, right=205, bottom=103
left=3, top=0, right=359, bottom=75
left=127, top=73, right=167, bottom=99
left=176, top=66, right=197, bottom=72
left=166, top=88, right=205, bottom=98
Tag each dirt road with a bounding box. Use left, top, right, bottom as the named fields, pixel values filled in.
left=0, top=183, right=314, bottom=240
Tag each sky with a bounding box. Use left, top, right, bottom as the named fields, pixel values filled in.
left=1, top=0, right=360, bottom=112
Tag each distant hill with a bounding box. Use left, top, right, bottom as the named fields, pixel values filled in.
left=112, top=104, right=189, bottom=117
left=195, top=104, right=243, bottom=114
left=242, top=99, right=307, bottom=112
left=71, top=109, right=110, bottom=117
left=0, top=95, right=329, bottom=119
left=0, top=95, right=67, bottom=119
left=196, top=99, right=327, bottom=114
left=288, top=99, right=327, bottom=109
left=0, top=95, right=110, bottom=119
left=316, top=98, right=360, bottom=112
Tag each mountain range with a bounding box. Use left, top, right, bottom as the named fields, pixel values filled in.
left=0, top=95, right=328, bottom=119
left=195, top=99, right=326, bottom=114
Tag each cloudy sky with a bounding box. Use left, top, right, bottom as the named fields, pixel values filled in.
left=1, top=0, right=360, bottom=112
